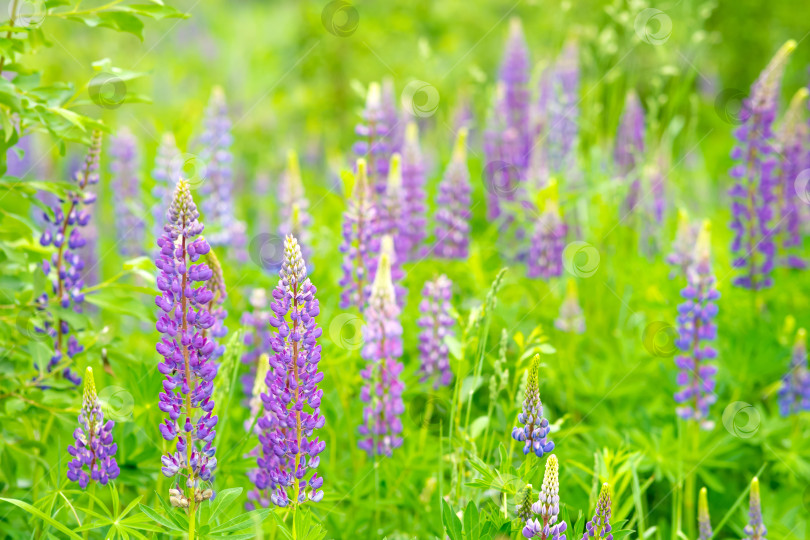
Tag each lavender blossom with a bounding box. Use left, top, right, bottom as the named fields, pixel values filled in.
left=353, top=82, right=391, bottom=197
left=279, top=150, right=312, bottom=261
left=240, top=289, right=273, bottom=397
left=381, top=153, right=406, bottom=261
left=358, top=250, right=405, bottom=456
left=582, top=483, right=613, bottom=540
left=434, top=128, right=471, bottom=259
left=666, top=210, right=698, bottom=280
left=743, top=477, right=767, bottom=540
left=615, top=91, right=645, bottom=213
left=203, top=247, right=228, bottom=359
left=698, top=487, right=712, bottom=540
left=256, top=235, right=325, bottom=507
left=498, top=17, right=531, bottom=169
left=37, top=131, right=102, bottom=385
left=523, top=455, right=568, bottom=540
left=775, top=88, right=808, bottom=269
left=245, top=354, right=272, bottom=509
left=527, top=180, right=567, bottom=279
left=381, top=77, right=402, bottom=154
left=674, top=221, right=719, bottom=429
left=109, top=127, right=145, bottom=255
left=416, top=275, right=454, bottom=388
left=400, top=123, right=428, bottom=261
left=152, top=133, right=181, bottom=240
left=555, top=280, right=585, bottom=334
left=339, top=159, right=380, bottom=310
left=777, top=328, right=810, bottom=416
left=6, top=134, right=33, bottom=177
left=155, top=180, right=219, bottom=509
left=484, top=83, right=522, bottom=219
left=67, top=367, right=120, bottom=488
left=547, top=42, right=579, bottom=177
left=511, top=354, right=554, bottom=458
left=729, top=41, right=796, bottom=290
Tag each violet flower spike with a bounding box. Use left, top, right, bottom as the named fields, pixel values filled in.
left=109, top=127, right=145, bottom=256
left=400, top=122, right=428, bottom=261
left=582, top=483, right=613, bottom=540
left=358, top=250, right=405, bottom=456
left=614, top=91, right=645, bottom=213
left=777, top=328, right=810, bottom=416
left=484, top=83, right=522, bottom=220
left=698, top=487, right=712, bottom=540
left=240, top=288, right=273, bottom=397
left=547, top=41, right=580, bottom=179
left=434, top=128, right=471, bottom=259
left=666, top=210, right=698, bottom=280
left=524, top=455, right=568, bottom=540
left=498, top=17, right=531, bottom=169
left=151, top=132, right=181, bottom=241
left=353, top=82, right=391, bottom=198
left=279, top=150, right=312, bottom=261
left=245, top=354, right=273, bottom=509
left=256, top=235, right=325, bottom=507
left=743, top=477, right=767, bottom=540
left=203, top=246, right=228, bottom=359
left=67, top=367, right=120, bottom=488
left=527, top=179, right=567, bottom=279
left=775, top=87, right=808, bottom=269
left=510, top=354, right=554, bottom=458
left=155, top=179, right=219, bottom=509
left=417, top=275, right=454, bottom=388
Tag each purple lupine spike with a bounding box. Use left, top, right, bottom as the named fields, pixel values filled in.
left=743, top=477, right=767, bottom=540
left=434, top=128, right=471, bottom=259
left=240, top=288, right=273, bottom=397
left=698, top=487, right=712, bottom=540
left=511, top=354, right=554, bottom=458
left=155, top=179, right=218, bottom=509
left=527, top=180, right=567, bottom=279
left=777, top=328, right=810, bottom=416
left=109, top=127, right=145, bottom=255
left=729, top=41, right=796, bottom=290
left=674, top=221, right=719, bottom=429
left=380, top=153, right=406, bottom=260
left=499, top=17, right=531, bottom=169
left=353, top=82, right=391, bottom=197
left=339, top=159, right=379, bottom=311
left=484, top=83, right=523, bottom=219
left=198, top=86, right=247, bottom=259
left=451, top=93, right=474, bottom=134
left=6, top=134, right=33, bottom=178
left=666, top=210, right=699, bottom=280
left=523, top=455, right=568, bottom=540
left=279, top=150, right=312, bottom=261
left=203, top=247, right=227, bottom=359
left=256, top=235, right=325, bottom=507
left=417, top=275, right=454, bottom=388
left=775, top=88, right=808, bottom=269
left=555, top=280, right=585, bottom=334
left=37, top=131, right=102, bottom=385
left=381, top=77, right=402, bottom=154
left=358, top=250, right=405, bottom=456
left=245, top=354, right=274, bottom=509
left=400, top=123, right=428, bottom=261
left=152, top=132, right=181, bottom=241
left=615, top=91, right=646, bottom=213
left=547, top=41, right=580, bottom=178
left=582, top=483, right=613, bottom=540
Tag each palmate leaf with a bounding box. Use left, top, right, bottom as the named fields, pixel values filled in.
left=441, top=499, right=462, bottom=540
left=0, top=497, right=83, bottom=539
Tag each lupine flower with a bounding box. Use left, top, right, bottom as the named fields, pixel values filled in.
left=484, top=83, right=522, bottom=219
left=775, top=88, right=808, bottom=269
left=674, top=221, right=719, bottom=429
left=67, top=367, right=120, bottom=488
left=7, top=134, right=33, bottom=177
left=777, top=328, right=810, bottom=416
left=434, top=128, right=471, bottom=259
left=37, top=131, right=102, bottom=385
left=255, top=235, right=325, bottom=507
left=555, top=280, right=585, bottom=334
left=523, top=455, right=568, bottom=540
left=743, top=477, right=767, bottom=540
left=698, top=487, right=712, bottom=540
left=547, top=42, right=579, bottom=178
left=358, top=250, right=405, bottom=456
left=109, top=127, right=145, bottom=255
left=371, top=234, right=407, bottom=307
left=381, top=77, right=402, bottom=155
left=151, top=132, right=181, bottom=240
left=240, top=288, right=273, bottom=397
left=198, top=86, right=247, bottom=258
left=400, top=122, right=428, bottom=261
left=517, top=484, right=534, bottom=523
left=354, top=82, right=391, bottom=197
left=527, top=180, right=567, bottom=279
left=339, top=159, right=379, bottom=310
left=246, top=354, right=273, bottom=509
left=666, top=210, right=699, bottom=280
left=729, top=41, right=796, bottom=290
left=417, top=275, right=454, bottom=388
left=279, top=150, right=312, bottom=261
left=528, top=67, right=553, bottom=190
left=582, top=483, right=613, bottom=540
left=155, top=179, right=219, bottom=508
left=498, top=17, right=531, bottom=169
left=381, top=153, right=406, bottom=259
left=511, top=354, right=554, bottom=458
left=615, top=91, right=645, bottom=213
left=203, top=247, right=227, bottom=359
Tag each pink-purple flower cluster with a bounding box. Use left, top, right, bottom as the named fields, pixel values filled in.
left=582, top=483, right=613, bottom=540
left=417, top=275, right=454, bottom=388
left=109, top=127, right=145, bottom=256
left=434, top=129, right=471, bottom=259
left=775, top=88, right=808, bottom=269
left=354, top=82, right=392, bottom=197
left=527, top=186, right=567, bottom=279
left=615, top=92, right=645, bottom=213
left=743, top=477, right=766, bottom=540
left=777, top=328, right=810, bottom=416
left=240, top=288, right=273, bottom=397
left=400, top=123, right=428, bottom=261
left=522, top=455, right=567, bottom=540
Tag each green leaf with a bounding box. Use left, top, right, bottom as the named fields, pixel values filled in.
left=0, top=498, right=83, bottom=539
left=138, top=504, right=184, bottom=533
left=463, top=501, right=481, bottom=539
left=208, top=509, right=271, bottom=534
left=206, top=487, right=241, bottom=524
left=441, top=500, right=462, bottom=540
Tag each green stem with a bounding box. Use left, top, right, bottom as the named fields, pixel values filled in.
left=83, top=483, right=96, bottom=540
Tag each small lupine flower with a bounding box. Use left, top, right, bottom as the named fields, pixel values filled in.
left=256, top=235, right=325, bottom=507
left=279, top=150, right=312, bottom=261
left=582, top=483, right=612, bottom=540
left=743, top=477, right=767, bottom=540
left=353, top=82, right=391, bottom=197
left=417, top=275, right=454, bottom=388
left=67, top=367, right=120, bottom=488
left=674, top=221, right=719, bottom=429
left=339, top=159, right=380, bottom=310
left=381, top=77, right=402, bottom=154
left=484, top=83, right=522, bottom=220
left=777, top=328, right=810, bottom=416
left=155, top=179, right=219, bottom=507
left=511, top=354, right=554, bottom=458
left=547, top=42, right=579, bottom=179
left=555, top=280, right=585, bottom=334
left=37, top=131, right=103, bottom=385
left=527, top=180, right=567, bottom=279
left=615, top=91, right=645, bottom=212
left=524, top=455, right=568, bottom=540
left=245, top=354, right=274, bottom=509
left=517, top=484, right=534, bottom=523
left=400, top=123, right=428, bottom=261
left=434, top=128, right=471, bottom=259
left=358, top=250, right=405, bottom=456
left=240, top=288, right=273, bottom=397
left=109, top=127, right=145, bottom=255
left=698, top=487, right=712, bottom=540
left=498, top=17, right=531, bottom=169
left=775, top=88, right=808, bottom=269
left=151, top=132, right=181, bottom=240
left=729, top=41, right=796, bottom=290
left=203, top=247, right=228, bottom=359
left=666, top=210, right=699, bottom=280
